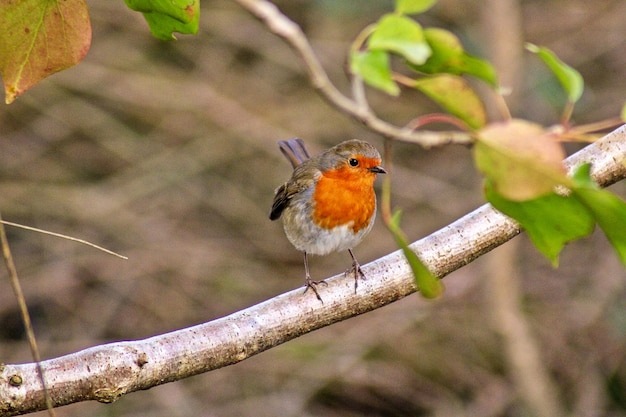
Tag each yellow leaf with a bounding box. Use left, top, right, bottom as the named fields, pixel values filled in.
left=475, top=120, right=569, bottom=201
left=0, top=0, right=92, bottom=103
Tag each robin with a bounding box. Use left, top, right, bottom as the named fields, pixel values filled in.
left=270, top=138, right=386, bottom=301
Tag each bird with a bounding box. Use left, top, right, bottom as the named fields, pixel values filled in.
left=270, top=138, right=386, bottom=301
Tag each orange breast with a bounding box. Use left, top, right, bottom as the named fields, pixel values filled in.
left=312, top=167, right=377, bottom=233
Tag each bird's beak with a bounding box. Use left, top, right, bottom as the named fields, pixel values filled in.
left=369, top=166, right=386, bottom=174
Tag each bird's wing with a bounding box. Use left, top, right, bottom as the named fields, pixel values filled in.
left=269, top=183, right=290, bottom=220
left=269, top=173, right=315, bottom=221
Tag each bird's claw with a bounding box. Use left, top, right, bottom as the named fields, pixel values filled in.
left=345, top=262, right=366, bottom=293
left=303, top=276, right=328, bottom=303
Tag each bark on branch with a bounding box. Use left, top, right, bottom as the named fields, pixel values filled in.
left=1, top=125, right=624, bottom=416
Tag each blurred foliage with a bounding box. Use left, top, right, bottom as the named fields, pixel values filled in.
left=0, top=0, right=625, bottom=416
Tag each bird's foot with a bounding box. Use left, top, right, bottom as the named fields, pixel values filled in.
left=346, top=260, right=366, bottom=293
left=303, top=276, right=328, bottom=303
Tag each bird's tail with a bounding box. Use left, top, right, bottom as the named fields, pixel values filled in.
left=278, top=138, right=311, bottom=169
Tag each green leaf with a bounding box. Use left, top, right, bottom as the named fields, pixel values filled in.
left=350, top=50, right=400, bottom=96
left=485, top=181, right=595, bottom=265
left=526, top=43, right=583, bottom=103
left=413, top=74, right=487, bottom=129
left=0, top=0, right=92, bottom=104
left=474, top=120, right=569, bottom=201
left=621, top=101, right=626, bottom=122
left=395, top=0, right=438, bottom=15
left=388, top=210, right=444, bottom=298
left=571, top=164, right=626, bottom=265
left=411, top=28, right=498, bottom=88
left=125, top=0, right=199, bottom=40
left=571, top=163, right=598, bottom=189
left=368, top=14, right=431, bottom=65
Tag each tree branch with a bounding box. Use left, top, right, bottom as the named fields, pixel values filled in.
left=232, top=0, right=473, bottom=148
left=1, top=125, right=624, bottom=416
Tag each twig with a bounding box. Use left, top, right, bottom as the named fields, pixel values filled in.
left=0, top=220, right=128, bottom=260
left=233, top=0, right=473, bottom=148
left=0, top=214, right=57, bottom=417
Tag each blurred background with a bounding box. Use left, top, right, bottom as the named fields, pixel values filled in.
left=1, top=0, right=625, bottom=416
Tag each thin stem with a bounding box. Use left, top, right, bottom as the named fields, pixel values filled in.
left=494, top=89, right=512, bottom=120
left=0, top=213, right=57, bottom=417
left=567, top=117, right=624, bottom=136
left=381, top=138, right=393, bottom=224
left=560, top=100, right=575, bottom=127
left=0, top=220, right=128, bottom=259
left=405, top=113, right=472, bottom=132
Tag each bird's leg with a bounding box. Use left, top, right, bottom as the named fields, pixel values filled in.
left=347, top=249, right=366, bottom=293
left=302, top=251, right=327, bottom=302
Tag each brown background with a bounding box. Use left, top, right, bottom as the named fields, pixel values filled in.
left=1, top=0, right=625, bottom=416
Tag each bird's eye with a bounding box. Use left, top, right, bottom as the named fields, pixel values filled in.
left=349, top=158, right=359, bottom=167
